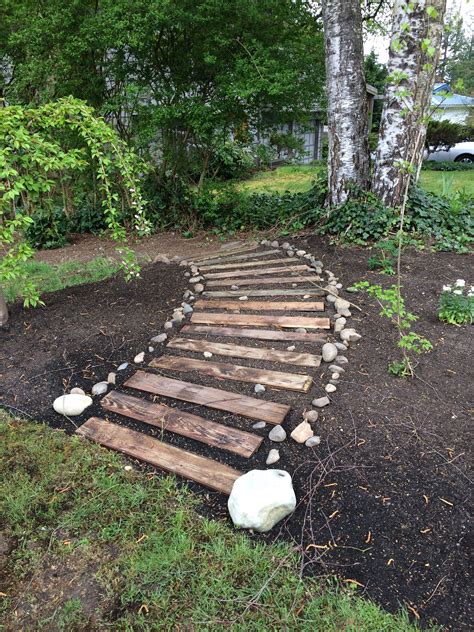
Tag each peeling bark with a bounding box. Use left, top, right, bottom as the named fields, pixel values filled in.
left=0, top=286, right=8, bottom=328
left=322, top=0, right=370, bottom=207
left=373, top=0, right=446, bottom=207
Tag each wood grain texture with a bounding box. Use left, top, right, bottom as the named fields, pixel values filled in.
left=125, top=371, right=290, bottom=424
left=203, top=288, right=324, bottom=298
left=206, top=275, right=317, bottom=288
left=77, top=417, right=241, bottom=494
left=194, top=299, right=324, bottom=312
left=203, top=265, right=309, bottom=280
left=168, top=337, right=321, bottom=368
left=199, top=258, right=296, bottom=271
left=189, top=243, right=258, bottom=262
left=195, top=249, right=280, bottom=266
left=101, top=390, right=262, bottom=457
left=181, top=324, right=327, bottom=343
left=191, top=312, right=330, bottom=329
left=150, top=355, right=313, bottom=392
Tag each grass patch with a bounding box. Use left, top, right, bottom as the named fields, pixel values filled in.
left=3, top=257, right=122, bottom=303
left=236, top=164, right=474, bottom=197
left=0, top=412, right=425, bottom=631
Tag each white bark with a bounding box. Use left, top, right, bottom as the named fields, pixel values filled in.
left=322, top=0, right=370, bottom=206
left=0, top=286, right=8, bottom=327
left=373, top=0, right=446, bottom=207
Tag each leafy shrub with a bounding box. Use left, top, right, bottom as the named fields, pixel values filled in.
left=422, top=160, right=474, bottom=171
left=24, top=207, right=72, bottom=249
left=425, top=119, right=474, bottom=152
left=438, top=280, right=474, bottom=325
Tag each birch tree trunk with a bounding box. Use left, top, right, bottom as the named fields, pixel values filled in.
left=372, top=0, right=446, bottom=207
left=0, top=287, right=8, bottom=328
left=322, top=0, right=370, bottom=207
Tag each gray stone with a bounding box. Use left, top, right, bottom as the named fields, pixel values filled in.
left=184, top=272, right=190, bottom=277
left=335, top=297, right=351, bottom=311
left=134, top=351, right=145, bottom=363
left=266, top=449, right=280, bottom=465
left=182, top=303, right=193, bottom=315
left=326, top=294, right=337, bottom=304
left=151, top=333, right=168, bottom=344
left=194, top=283, right=204, bottom=294
left=117, top=362, right=129, bottom=371
left=254, top=383, right=266, bottom=394
left=238, top=296, right=248, bottom=301
left=203, top=351, right=213, bottom=358
left=335, top=342, right=347, bottom=351
left=322, top=343, right=338, bottom=363
left=270, top=240, right=279, bottom=247
left=172, top=313, right=185, bottom=325
left=313, top=260, right=323, bottom=267
left=335, top=355, right=348, bottom=365
left=179, top=260, right=188, bottom=267
left=329, top=364, right=345, bottom=374
left=325, top=383, right=336, bottom=393
left=296, top=250, right=306, bottom=257
left=231, top=285, right=239, bottom=290
left=287, top=250, right=295, bottom=257
left=269, top=425, right=287, bottom=442
left=164, top=321, right=173, bottom=330
left=189, top=275, right=204, bottom=284
left=295, top=327, right=307, bottom=333
left=107, top=372, right=116, bottom=385
left=305, top=436, right=321, bottom=448
left=70, top=387, right=85, bottom=395
left=281, top=242, right=291, bottom=250
left=291, top=421, right=313, bottom=444
left=252, top=421, right=266, bottom=430
left=183, top=290, right=192, bottom=299
left=303, top=410, right=319, bottom=423
left=53, top=393, right=93, bottom=416
left=340, top=328, right=361, bottom=342
left=92, top=381, right=109, bottom=396
left=312, top=396, right=330, bottom=408
left=287, top=345, right=296, bottom=351
left=339, top=307, right=352, bottom=318
left=148, top=346, right=154, bottom=353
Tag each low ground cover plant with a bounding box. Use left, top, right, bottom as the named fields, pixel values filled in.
left=438, top=279, right=474, bottom=325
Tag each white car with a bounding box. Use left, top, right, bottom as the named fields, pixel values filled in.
left=426, top=141, right=474, bottom=163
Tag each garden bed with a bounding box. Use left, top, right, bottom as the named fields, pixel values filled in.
left=0, top=234, right=471, bottom=629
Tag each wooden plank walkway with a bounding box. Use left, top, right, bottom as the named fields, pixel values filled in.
left=125, top=371, right=290, bottom=424
left=195, top=249, right=281, bottom=266
left=77, top=417, right=241, bottom=494
left=194, top=299, right=324, bottom=312
left=150, top=356, right=313, bottom=392
left=181, top=324, right=327, bottom=342
left=206, top=275, right=317, bottom=288
left=101, top=391, right=262, bottom=457
left=203, top=288, right=324, bottom=298
left=190, top=312, right=331, bottom=329
left=189, top=243, right=258, bottom=262
left=199, top=258, right=301, bottom=271
left=167, top=337, right=322, bottom=368
left=202, top=265, right=309, bottom=280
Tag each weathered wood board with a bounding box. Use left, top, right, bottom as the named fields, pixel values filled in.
left=168, top=337, right=322, bottom=368
left=194, top=299, right=324, bottom=312
left=195, top=249, right=280, bottom=266
left=189, top=243, right=258, bottom=262
left=125, top=371, right=290, bottom=424
left=181, top=324, right=327, bottom=343
left=77, top=417, right=241, bottom=494
left=203, top=265, right=309, bottom=280
left=190, top=312, right=330, bottom=329
left=101, top=390, right=262, bottom=457
left=199, top=258, right=297, bottom=271
left=206, top=275, right=317, bottom=288
left=203, top=288, right=324, bottom=298
left=150, top=355, right=313, bottom=392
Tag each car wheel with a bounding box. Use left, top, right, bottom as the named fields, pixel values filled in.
left=454, top=154, right=474, bottom=163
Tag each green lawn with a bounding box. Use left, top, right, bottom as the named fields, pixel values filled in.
left=236, top=164, right=474, bottom=196
left=0, top=413, right=424, bottom=631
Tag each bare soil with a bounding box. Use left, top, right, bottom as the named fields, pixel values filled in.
left=1, top=233, right=472, bottom=630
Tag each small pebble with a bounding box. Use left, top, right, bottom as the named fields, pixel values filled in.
left=303, top=294, right=311, bottom=299
left=134, top=351, right=145, bottom=363
left=291, top=420, right=313, bottom=443
left=194, top=283, right=204, bottom=293
left=296, top=250, right=306, bottom=257
left=117, top=362, right=129, bottom=371
left=268, top=425, right=286, bottom=442
left=295, top=327, right=307, bottom=333
left=305, top=436, right=321, bottom=448
left=231, top=285, right=239, bottom=290
left=184, top=272, right=190, bottom=277
left=203, top=351, right=213, bottom=358
left=326, top=294, right=337, bottom=303
left=287, top=345, right=296, bottom=351
left=70, top=387, right=85, bottom=395
left=322, top=342, right=338, bottom=363
left=151, top=333, right=168, bottom=344
left=252, top=421, right=266, bottom=430
left=312, top=396, right=330, bottom=408
left=189, top=275, right=203, bottom=283
left=281, top=242, right=291, bottom=250
left=329, top=364, right=345, bottom=373
left=254, top=383, right=266, bottom=394
left=179, top=260, right=188, bottom=267
left=164, top=321, right=173, bottom=330
left=92, top=381, right=109, bottom=396
left=325, top=383, right=337, bottom=393
left=107, top=372, right=116, bottom=385
left=287, top=250, right=295, bottom=257
left=124, top=465, right=133, bottom=471
left=266, top=449, right=280, bottom=465
left=331, top=372, right=340, bottom=380
left=335, top=342, right=347, bottom=351
left=148, top=346, right=154, bottom=353
left=303, top=410, right=319, bottom=423
left=339, top=307, right=352, bottom=318
left=270, top=240, right=279, bottom=247
left=239, top=296, right=248, bottom=301
left=335, top=355, right=349, bottom=365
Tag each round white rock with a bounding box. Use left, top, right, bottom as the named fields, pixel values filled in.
left=53, top=394, right=93, bottom=417
left=228, top=469, right=296, bottom=532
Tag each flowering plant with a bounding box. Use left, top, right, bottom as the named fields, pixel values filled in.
left=438, top=279, right=474, bottom=325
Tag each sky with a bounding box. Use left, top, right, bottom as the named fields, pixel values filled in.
left=364, top=0, right=474, bottom=63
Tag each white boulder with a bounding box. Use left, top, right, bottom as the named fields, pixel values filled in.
left=53, top=394, right=92, bottom=417
left=228, top=470, right=296, bottom=532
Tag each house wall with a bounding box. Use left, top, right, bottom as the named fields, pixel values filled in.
left=432, top=107, right=474, bottom=125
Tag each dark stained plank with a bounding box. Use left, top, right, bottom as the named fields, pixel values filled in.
left=199, top=258, right=295, bottom=271
left=206, top=275, right=317, bottom=288
left=203, top=288, right=324, bottom=297
left=167, top=337, right=321, bottom=368
left=125, top=371, right=290, bottom=424
left=181, top=324, right=327, bottom=343
left=77, top=417, right=241, bottom=494
left=150, top=355, right=313, bottom=392
left=203, top=265, right=309, bottom=280
left=195, top=249, right=280, bottom=266
left=194, top=299, right=325, bottom=312
left=189, top=243, right=258, bottom=262
left=101, top=390, right=262, bottom=457
left=190, top=312, right=331, bottom=329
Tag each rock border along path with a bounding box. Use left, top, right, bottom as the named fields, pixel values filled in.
left=73, top=239, right=362, bottom=495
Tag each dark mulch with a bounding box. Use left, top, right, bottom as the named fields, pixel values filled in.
left=0, top=237, right=472, bottom=630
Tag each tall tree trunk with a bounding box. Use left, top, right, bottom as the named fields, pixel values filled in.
left=0, top=286, right=8, bottom=328
left=322, top=0, right=370, bottom=206
left=372, top=0, right=446, bottom=207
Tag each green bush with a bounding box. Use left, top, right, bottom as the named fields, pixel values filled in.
left=422, top=160, right=474, bottom=171
left=24, top=207, right=72, bottom=249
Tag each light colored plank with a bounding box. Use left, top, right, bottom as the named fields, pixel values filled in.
left=195, top=249, right=281, bottom=266
left=101, top=391, right=262, bottom=457
left=190, top=312, right=330, bottom=329
left=150, top=355, right=313, bottom=392
left=203, top=265, right=309, bottom=280
left=125, top=371, right=290, bottom=424
left=194, top=299, right=324, bottom=312
left=181, top=324, right=327, bottom=343
left=199, top=258, right=297, bottom=271
left=189, top=243, right=258, bottom=262
left=203, top=288, right=324, bottom=298
left=206, top=275, right=317, bottom=288
left=77, top=417, right=241, bottom=494
left=168, top=337, right=321, bottom=368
